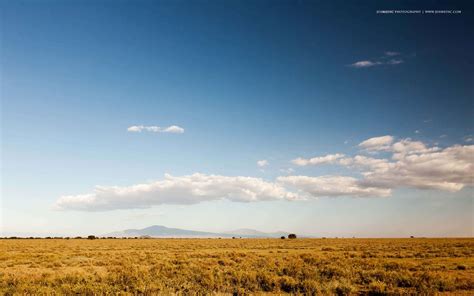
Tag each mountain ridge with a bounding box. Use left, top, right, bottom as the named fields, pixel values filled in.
left=105, top=225, right=290, bottom=238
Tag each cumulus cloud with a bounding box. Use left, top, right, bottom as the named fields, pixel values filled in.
left=278, top=175, right=391, bottom=198
left=55, top=135, right=473, bottom=211
left=257, top=160, right=269, bottom=168
left=54, top=173, right=299, bottom=211
left=293, top=135, right=474, bottom=196
left=291, top=136, right=473, bottom=193
left=292, top=153, right=345, bottom=166
left=360, top=143, right=473, bottom=192
left=359, top=135, right=394, bottom=151
left=339, top=155, right=391, bottom=172
left=127, top=125, right=184, bottom=134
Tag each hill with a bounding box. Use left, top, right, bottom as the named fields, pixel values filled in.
left=106, top=225, right=289, bottom=238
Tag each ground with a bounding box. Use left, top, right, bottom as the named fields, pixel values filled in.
left=1, top=238, right=473, bottom=295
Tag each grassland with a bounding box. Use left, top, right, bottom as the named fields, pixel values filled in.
left=1, top=238, right=473, bottom=295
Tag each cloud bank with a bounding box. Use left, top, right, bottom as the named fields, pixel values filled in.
left=55, top=174, right=299, bottom=211
left=54, top=136, right=473, bottom=211
left=127, top=125, right=184, bottom=134
left=293, top=136, right=473, bottom=192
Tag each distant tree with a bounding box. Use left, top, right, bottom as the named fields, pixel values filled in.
left=288, top=234, right=297, bottom=239
left=87, top=235, right=96, bottom=240
left=74, top=236, right=82, bottom=239
left=280, top=236, right=286, bottom=239
left=232, top=237, right=236, bottom=239
left=410, top=236, right=415, bottom=238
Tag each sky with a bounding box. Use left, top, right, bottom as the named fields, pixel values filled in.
left=1, top=0, right=473, bottom=237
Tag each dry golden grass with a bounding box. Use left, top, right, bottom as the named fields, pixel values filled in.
left=1, top=238, right=473, bottom=295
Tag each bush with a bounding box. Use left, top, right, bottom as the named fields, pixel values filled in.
left=288, top=234, right=297, bottom=239
left=368, top=280, right=386, bottom=295
left=279, top=276, right=298, bottom=292
left=87, top=235, right=97, bottom=240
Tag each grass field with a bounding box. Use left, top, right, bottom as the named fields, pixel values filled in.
left=1, top=238, right=473, bottom=295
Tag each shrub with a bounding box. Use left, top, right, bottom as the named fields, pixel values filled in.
left=288, top=234, right=297, bottom=239
left=279, top=276, right=298, bottom=292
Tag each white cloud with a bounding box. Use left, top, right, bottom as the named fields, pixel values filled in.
left=257, top=160, right=269, bottom=168
left=292, top=153, right=345, bottom=166
left=127, top=125, right=145, bottom=132
left=360, top=143, right=473, bottom=192
left=127, top=125, right=184, bottom=134
left=387, top=59, right=404, bottom=65
left=359, top=135, right=394, bottom=151
left=54, top=173, right=299, bottom=211
left=162, top=125, right=185, bottom=134
left=347, top=138, right=472, bottom=192
left=350, top=52, right=405, bottom=68
left=391, top=138, right=439, bottom=160
left=339, top=155, right=392, bottom=173
left=350, top=60, right=379, bottom=68
left=278, top=175, right=391, bottom=198
left=55, top=135, right=473, bottom=212
left=292, top=136, right=474, bottom=193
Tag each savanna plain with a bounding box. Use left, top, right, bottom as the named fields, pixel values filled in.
left=1, top=238, right=473, bottom=295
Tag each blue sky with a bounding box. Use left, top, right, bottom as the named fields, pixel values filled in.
left=1, top=0, right=473, bottom=237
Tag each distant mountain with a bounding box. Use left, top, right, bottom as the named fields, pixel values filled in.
left=105, top=225, right=289, bottom=238
left=225, top=228, right=289, bottom=238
